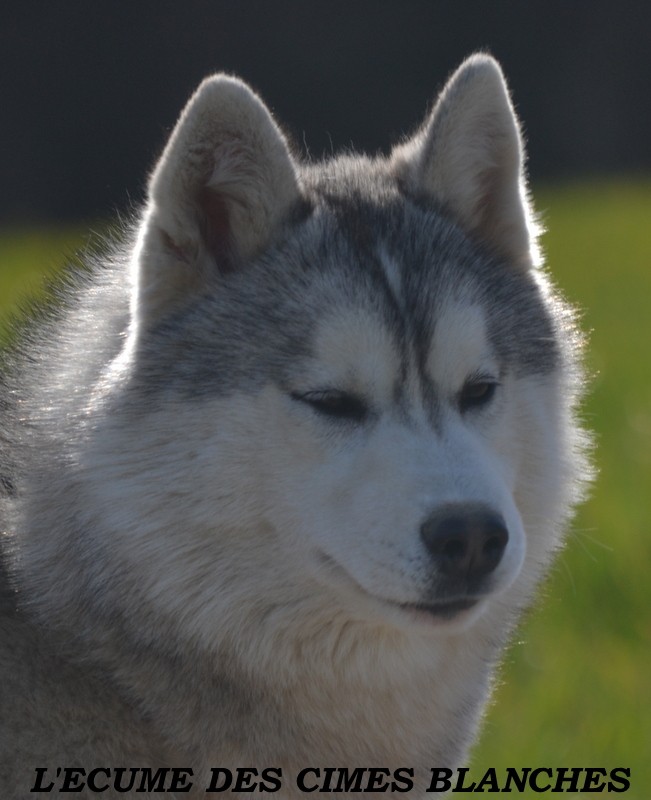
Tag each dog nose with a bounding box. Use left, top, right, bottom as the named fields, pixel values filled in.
left=420, top=505, right=508, bottom=583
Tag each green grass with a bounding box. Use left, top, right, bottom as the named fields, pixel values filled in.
left=0, top=226, right=91, bottom=345
left=1, top=181, right=649, bottom=795
left=469, top=181, right=651, bottom=795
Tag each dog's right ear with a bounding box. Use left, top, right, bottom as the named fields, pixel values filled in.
left=133, top=75, right=300, bottom=328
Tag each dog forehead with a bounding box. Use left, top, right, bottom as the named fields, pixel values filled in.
left=311, top=306, right=401, bottom=392
left=427, top=300, right=493, bottom=387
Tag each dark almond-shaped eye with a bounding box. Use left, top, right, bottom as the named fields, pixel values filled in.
left=291, top=390, right=368, bottom=423
left=458, top=378, right=499, bottom=414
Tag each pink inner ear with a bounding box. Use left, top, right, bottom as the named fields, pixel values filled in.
left=160, top=229, right=193, bottom=264
left=198, top=185, right=237, bottom=273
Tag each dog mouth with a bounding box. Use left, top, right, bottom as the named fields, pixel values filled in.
left=315, top=550, right=483, bottom=624
left=396, top=597, right=479, bottom=620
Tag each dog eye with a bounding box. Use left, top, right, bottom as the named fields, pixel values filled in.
left=292, top=390, right=368, bottom=422
left=458, top=379, right=499, bottom=413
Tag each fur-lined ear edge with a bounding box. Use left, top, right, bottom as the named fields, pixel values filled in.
left=392, top=54, right=540, bottom=268
left=132, top=75, right=300, bottom=328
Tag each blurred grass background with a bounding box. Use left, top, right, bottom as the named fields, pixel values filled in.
left=470, top=181, right=651, bottom=794
left=1, top=180, right=649, bottom=794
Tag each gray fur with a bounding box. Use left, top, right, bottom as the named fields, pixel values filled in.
left=1, top=55, right=590, bottom=798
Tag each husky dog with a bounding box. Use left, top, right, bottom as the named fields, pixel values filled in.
left=1, top=55, right=589, bottom=797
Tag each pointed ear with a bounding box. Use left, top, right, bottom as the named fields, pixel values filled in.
left=133, top=75, right=300, bottom=326
left=392, top=54, right=538, bottom=268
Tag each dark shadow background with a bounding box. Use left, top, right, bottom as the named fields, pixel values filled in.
left=2, top=0, right=650, bottom=224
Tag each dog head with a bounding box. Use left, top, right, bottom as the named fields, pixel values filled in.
left=79, top=56, right=587, bottom=641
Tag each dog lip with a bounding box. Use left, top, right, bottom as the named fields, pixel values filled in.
left=398, top=598, right=479, bottom=618
left=315, top=551, right=481, bottom=620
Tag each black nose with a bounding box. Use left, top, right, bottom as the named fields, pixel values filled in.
left=420, top=504, right=508, bottom=584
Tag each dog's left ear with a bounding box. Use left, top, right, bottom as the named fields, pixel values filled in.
left=392, top=54, right=538, bottom=268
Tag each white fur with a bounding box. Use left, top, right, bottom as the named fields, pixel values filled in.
left=1, top=54, right=590, bottom=797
